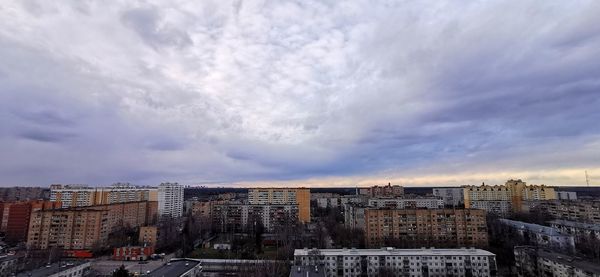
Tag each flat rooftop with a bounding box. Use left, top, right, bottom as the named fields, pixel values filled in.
left=17, top=261, right=89, bottom=277
left=147, top=259, right=201, bottom=277
left=294, top=248, right=495, bottom=256
left=499, top=219, right=569, bottom=237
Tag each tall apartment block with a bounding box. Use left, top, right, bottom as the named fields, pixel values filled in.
left=27, top=201, right=157, bottom=250
left=463, top=179, right=556, bottom=215
left=0, top=200, right=61, bottom=244
left=294, top=248, right=497, bottom=277
left=158, top=183, right=184, bottom=218
left=50, top=183, right=158, bottom=208
left=364, top=209, right=488, bottom=248
left=248, top=188, right=310, bottom=223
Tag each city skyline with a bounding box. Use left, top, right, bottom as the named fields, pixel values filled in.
left=1, top=1, right=600, bottom=187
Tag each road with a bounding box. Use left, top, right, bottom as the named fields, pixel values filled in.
left=91, top=253, right=175, bottom=276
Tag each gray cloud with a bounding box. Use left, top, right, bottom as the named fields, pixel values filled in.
left=0, top=0, right=599, bottom=186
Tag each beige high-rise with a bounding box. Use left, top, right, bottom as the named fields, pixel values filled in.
left=464, top=179, right=556, bottom=214
left=248, top=188, right=310, bottom=223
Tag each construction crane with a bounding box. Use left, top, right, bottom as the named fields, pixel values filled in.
left=585, top=170, right=590, bottom=187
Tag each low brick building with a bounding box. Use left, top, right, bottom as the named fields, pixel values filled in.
left=113, top=246, right=154, bottom=261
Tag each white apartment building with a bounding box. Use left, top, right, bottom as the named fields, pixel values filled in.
left=158, top=183, right=184, bottom=218
left=294, top=248, right=497, bottom=277
left=432, top=188, right=465, bottom=207
left=316, top=196, right=366, bottom=209
left=515, top=246, right=600, bottom=277
left=367, top=198, right=444, bottom=209
left=499, top=219, right=575, bottom=251
left=556, top=191, right=578, bottom=200
left=549, top=219, right=600, bottom=239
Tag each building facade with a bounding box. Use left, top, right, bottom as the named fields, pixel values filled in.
left=364, top=209, right=488, bottom=248
left=539, top=200, right=600, bottom=224
left=0, top=200, right=61, bottom=244
left=294, top=248, right=497, bottom=277
left=463, top=179, right=556, bottom=215
left=212, top=204, right=299, bottom=233
left=139, top=226, right=158, bottom=246
left=367, top=198, right=444, bottom=209
left=50, top=184, right=157, bottom=208
left=248, top=188, right=310, bottom=223
left=27, top=201, right=157, bottom=250
left=0, top=187, right=49, bottom=202
left=499, top=219, right=575, bottom=251
left=158, top=183, right=184, bottom=218
left=549, top=219, right=600, bottom=240
left=432, top=188, right=465, bottom=207
left=113, top=246, right=154, bottom=261
left=365, top=184, right=404, bottom=198
left=344, top=204, right=366, bottom=230
left=316, top=196, right=366, bottom=209
left=514, top=246, right=600, bottom=277
left=556, top=191, right=577, bottom=200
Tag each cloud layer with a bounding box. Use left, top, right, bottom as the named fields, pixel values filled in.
left=1, top=0, right=599, bottom=186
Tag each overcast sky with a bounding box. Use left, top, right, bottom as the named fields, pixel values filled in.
left=1, top=0, right=599, bottom=187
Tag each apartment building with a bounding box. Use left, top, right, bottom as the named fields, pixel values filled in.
left=0, top=200, right=61, bottom=244
left=463, top=179, right=556, bottom=215
left=499, top=219, right=575, bottom=251
left=189, top=200, right=227, bottom=219
left=364, top=183, right=404, bottom=198
left=50, top=184, right=158, bottom=208
left=556, top=191, right=577, bottom=200
left=139, top=226, right=158, bottom=246
left=26, top=201, right=157, bottom=250
left=367, top=198, right=444, bottom=209
left=432, top=188, right=465, bottom=207
left=248, top=188, right=310, bottom=223
left=514, top=246, right=600, bottom=277
left=316, top=196, right=366, bottom=209
left=344, top=204, right=366, bottom=230
left=158, top=183, right=184, bottom=218
left=364, top=209, right=488, bottom=248
left=549, top=219, right=600, bottom=240
left=539, top=200, right=600, bottom=224
left=212, top=204, right=299, bottom=233
left=294, top=248, right=497, bottom=277
left=0, top=187, right=49, bottom=202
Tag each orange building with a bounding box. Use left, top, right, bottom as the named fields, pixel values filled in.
left=364, top=208, right=488, bottom=248
left=0, top=200, right=61, bottom=244
left=248, top=188, right=311, bottom=223
left=27, top=201, right=157, bottom=250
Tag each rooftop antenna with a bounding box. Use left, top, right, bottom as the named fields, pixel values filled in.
left=585, top=171, right=590, bottom=187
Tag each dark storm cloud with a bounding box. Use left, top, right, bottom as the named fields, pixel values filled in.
left=19, top=130, right=77, bottom=143
left=0, top=0, right=599, bottom=186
